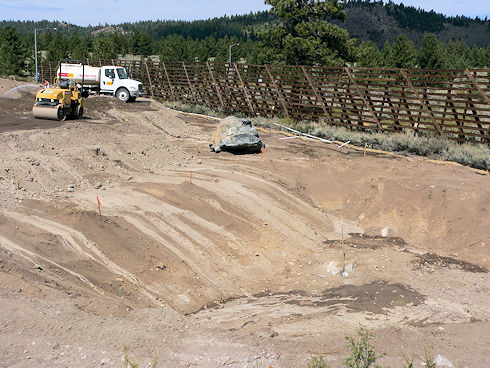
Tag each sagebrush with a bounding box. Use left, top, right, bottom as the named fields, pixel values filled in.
left=254, top=117, right=490, bottom=171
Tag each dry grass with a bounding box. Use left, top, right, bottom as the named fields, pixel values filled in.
left=158, top=100, right=226, bottom=118
left=254, top=117, right=490, bottom=171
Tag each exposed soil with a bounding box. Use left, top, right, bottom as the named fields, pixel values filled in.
left=0, top=79, right=489, bottom=368
left=413, top=253, right=488, bottom=273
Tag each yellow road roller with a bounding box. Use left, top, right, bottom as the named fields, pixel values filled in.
left=33, top=60, right=86, bottom=121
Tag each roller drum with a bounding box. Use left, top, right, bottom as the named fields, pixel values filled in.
left=32, top=105, right=66, bottom=121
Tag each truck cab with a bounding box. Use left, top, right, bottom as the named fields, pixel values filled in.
left=100, top=66, right=143, bottom=102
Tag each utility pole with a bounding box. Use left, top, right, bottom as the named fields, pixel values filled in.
left=228, top=43, right=239, bottom=64
left=35, top=27, right=57, bottom=82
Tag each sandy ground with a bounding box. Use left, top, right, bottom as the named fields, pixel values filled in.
left=0, top=79, right=488, bottom=368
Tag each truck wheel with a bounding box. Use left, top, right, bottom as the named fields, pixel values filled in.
left=116, top=88, right=130, bottom=102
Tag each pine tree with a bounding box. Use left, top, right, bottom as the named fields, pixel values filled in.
left=382, top=40, right=393, bottom=67
left=131, top=31, right=153, bottom=57
left=92, top=35, right=118, bottom=60
left=82, top=34, right=94, bottom=54
left=418, top=33, right=446, bottom=69
left=46, top=31, right=68, bottom=62
left=38, top=30, right=53, bottom=52
left=446, top=40, right=470, bottom=69
left=67, top=30, right=90, bottom=60
left=110, top=33, right=129, bottom=56
left=390, top=34, right=416, bottom=68
left=468, top=45, right=488, bottom=68
left=71, top=42, right=89, bottom=60
left=68, top=31, right=81, bottom=52
left=196, top=36, right=216, bottom=62
left=214, top=36, right=231, bottom=63
left=158, top=35, right=195, bottom=62
left=257, top=0, right=356, bottom=65
left=357, top=40, right=383, bottom=67
left=0, top=27, right=27, bottom=75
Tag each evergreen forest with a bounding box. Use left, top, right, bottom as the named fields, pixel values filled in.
left=0, top=0, right=488, bottom=77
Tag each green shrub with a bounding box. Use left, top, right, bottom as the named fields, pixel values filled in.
left=121, top=347, right=158, bottom=368
left=424, top=349, right=436, bottom=368
left=401, top=353, right=415, bottom=368
left=121, top=349, right=139, bottom=368
left=159, top=100, right=226, bottom=118
left=344, top=325, right=382, bottom=368
left=307, top=355, right=329, bottom=368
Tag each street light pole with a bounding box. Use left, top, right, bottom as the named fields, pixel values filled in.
left=229, top=43, right=239, bottom=64
left=34, top=27, right=56, bottom=82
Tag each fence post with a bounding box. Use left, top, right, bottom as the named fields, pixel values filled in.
left=233, top=63, right=255, bottom=115
left=301, top=66, right=335, bottom=125
left=143, top=60, right=154, bottom=98
left=444, top=81, right=465, bottom=141
left=465, top=85, right=488, bottom=143
left=399, top=68, right=443, bottom=136
left=264, top=65, right=289, bottom=118
left=161, top=62, right=176, bottom=100
left=182, top=62, right=198, bottom=104
left=344, top=67, right=382, bottom=129
left=464, top=69, right=490, bottom=105
left=206, top=61, right=224, bottom=110
left=381, top=89, right=402, bottom=130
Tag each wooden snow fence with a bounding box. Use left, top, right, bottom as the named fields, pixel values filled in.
left=40, top=60, right=490, bottom=144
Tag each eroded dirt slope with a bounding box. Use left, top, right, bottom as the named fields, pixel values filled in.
left=0, top=83, right=488, bottom=368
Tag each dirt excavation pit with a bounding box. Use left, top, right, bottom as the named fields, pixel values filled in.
left=0, top=81, right=489, bottom=368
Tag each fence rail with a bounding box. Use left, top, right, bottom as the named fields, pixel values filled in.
left=40, top=60, right=490, bottom=144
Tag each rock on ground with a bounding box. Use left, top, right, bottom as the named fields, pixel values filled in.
left=210, top=116, right=264, bottom=153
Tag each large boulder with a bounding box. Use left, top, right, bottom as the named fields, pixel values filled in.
left=210, top=116, right=264, bottom=153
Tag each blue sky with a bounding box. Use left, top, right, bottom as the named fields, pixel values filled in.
left=1, top=0, right=488, bottom=26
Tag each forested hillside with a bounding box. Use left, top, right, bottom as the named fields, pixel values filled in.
left=0, top=1, right=488, bottom=77
left=2, top=1, right=488, bottom=46
left=339, top=1, right=489, bottom=47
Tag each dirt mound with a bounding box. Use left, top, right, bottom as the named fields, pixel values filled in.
left=84, top=96, right=157, bottom=119
left=1, top=85, right=39, bottom=100
left=0, top=79, right=39, bottom=96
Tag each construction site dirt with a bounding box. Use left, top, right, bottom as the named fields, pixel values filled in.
left=0, top=79, right=488, bottom=368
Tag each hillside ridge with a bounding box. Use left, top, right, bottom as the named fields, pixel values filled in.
left=1, top=1, right=488, bottom=47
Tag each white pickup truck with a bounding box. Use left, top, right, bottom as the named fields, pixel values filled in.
left=57, top=63, right=144, bottom=102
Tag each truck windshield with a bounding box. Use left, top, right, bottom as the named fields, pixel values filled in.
left=116, top=68, right=128, bottom=79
